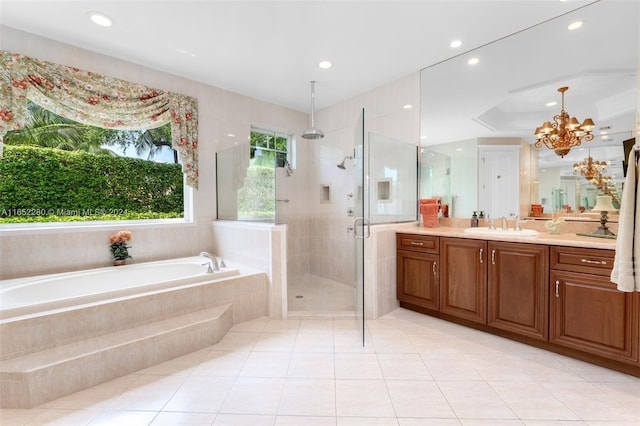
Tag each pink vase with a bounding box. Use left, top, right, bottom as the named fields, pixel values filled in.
left=113, top=259, right=126, bottom=266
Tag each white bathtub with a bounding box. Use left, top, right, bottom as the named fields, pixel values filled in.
left=0, top=256, right=239, bottom=320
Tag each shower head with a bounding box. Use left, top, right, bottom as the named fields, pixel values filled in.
left=302, top=81, right=324, bottom=140
left=337, top=155, right=353, bottom=169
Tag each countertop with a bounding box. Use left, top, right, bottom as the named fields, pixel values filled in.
left=397, top=226, right=617, bottom=250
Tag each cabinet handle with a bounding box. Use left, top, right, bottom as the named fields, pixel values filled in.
left=491, top=249, right=496, bottom=265
left=555, top=280, right=560, bottom=298
left=432, top=262, right=437, bottom=276
left=479, top=248, right=483, bottom=264
left=410, top=241, right=424, bottom=246
left=581, top=258, right=607, bottom=265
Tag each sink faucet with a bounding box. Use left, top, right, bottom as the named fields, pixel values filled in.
left=487, top=213, right=496, bottom=230
left=513, top=215, right=522, bottom=231
left=500, top=216, right=508, bottom=231
left=199, top=251, right=220, bottom=273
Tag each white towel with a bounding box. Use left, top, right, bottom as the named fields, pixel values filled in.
left=611, top=148, right=639, bottom=291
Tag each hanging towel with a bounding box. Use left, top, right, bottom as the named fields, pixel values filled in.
left=611, top=148, right=639, bottom=291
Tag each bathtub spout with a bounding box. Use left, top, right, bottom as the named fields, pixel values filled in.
left=199, top=252, right=220, bottom=272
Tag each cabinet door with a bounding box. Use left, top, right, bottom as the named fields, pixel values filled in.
left=550, top=270, right=638, bottom=363
left=440, top=238, right=487, bottom=324
left=488, top=242, right=549, bottom=340
left=397, top=250, right=439, bottom=311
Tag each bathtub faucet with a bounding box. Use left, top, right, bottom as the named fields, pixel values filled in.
left=199, top=252, right=220, bottom=273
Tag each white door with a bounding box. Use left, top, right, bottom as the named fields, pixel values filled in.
left=478, top=146, right=520, bottom=219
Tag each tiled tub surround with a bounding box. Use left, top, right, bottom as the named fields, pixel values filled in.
left=0, top=263, right=269, bottom=408
left=0, top=257, right=240, bottom=320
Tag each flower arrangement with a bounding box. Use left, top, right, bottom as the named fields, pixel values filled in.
left=109, top=230, right=132, bottom=261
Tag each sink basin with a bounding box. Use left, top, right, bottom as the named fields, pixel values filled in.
left=463, top=227, right=539, bottom=237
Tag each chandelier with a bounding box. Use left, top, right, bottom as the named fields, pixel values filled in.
left=573, top=150, right=607, bottom=180
left=534, top=86, right=595, bottom=157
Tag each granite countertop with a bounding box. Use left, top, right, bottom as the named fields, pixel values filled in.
left=398, top=226, right=617, bottom=250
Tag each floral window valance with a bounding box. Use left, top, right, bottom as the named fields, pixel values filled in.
left=0, top=50, right=199, bottom=188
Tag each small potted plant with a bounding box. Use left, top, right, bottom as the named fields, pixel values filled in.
left=109, top=230, right=132, bottom=265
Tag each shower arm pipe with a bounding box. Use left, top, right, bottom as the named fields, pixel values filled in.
left=310, top=81, right=317, bottom=129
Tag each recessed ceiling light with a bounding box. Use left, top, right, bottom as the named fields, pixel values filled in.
left=227, top=133, right=235, bottom=138
left=450, top=39, right=462, bottom=48
left=318, top=60, right=332, bottom=69
left=546, top=101, right=557, bottom=107
left=403, top=104, right=413, bottom=110
left=88, top=12, right=113, bottom=27
left=467, top=57, right=479, bottom=65
left=456, top=148, right=464, bottom=152
left=568, top=21, right=583, bottom=30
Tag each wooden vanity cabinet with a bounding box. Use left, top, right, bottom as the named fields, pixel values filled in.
left=487, top=242, right=549, bottom=341
left=396, top=234, right=440, bottom=311
left=550, top=246, right=639, bottom=364
left=440, top=237, right=487, bottom=324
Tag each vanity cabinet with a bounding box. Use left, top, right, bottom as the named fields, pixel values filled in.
left=487, top=242, right=549, bottom=341
left=396, top=234, right=439, bottom=311
left=549, top=246, right=639, bottom=364
left=440, top=237, right=487, bottom=324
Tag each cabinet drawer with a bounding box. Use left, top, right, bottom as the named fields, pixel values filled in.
left=397, top=234, right=439, bottom=254
left=550, top=246, right=614, bottom=276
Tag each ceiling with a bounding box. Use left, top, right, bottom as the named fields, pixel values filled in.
left=0, top=0, right=600, bottom=113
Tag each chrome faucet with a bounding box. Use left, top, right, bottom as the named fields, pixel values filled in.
left=487, top=213, right=496, bottom=230
left=513, top=215, right=522, bottom=231
left=199, top=251, right=220, bottom=273
left=500, top=216, right=508, bottom=231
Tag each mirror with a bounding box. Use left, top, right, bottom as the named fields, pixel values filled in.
left=419, top=1, right=638, bottom=220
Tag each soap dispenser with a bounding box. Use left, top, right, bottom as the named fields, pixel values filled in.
left=471, top=211, right=479, bottom=227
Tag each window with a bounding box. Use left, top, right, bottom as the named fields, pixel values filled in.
left=0, top=101, right=185, bottom=223
left=235, top=127, right=292, bottom=221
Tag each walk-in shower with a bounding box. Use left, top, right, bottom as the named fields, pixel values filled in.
left=216, top=124, right=417, bottom=316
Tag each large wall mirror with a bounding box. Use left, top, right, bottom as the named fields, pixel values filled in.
left=419, top=0, right=638, bottom=220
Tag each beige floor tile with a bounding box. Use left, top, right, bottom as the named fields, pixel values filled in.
left=368, top=333, right=417, bottom=354
left=398, top=418, right=461, bottom=425
left=213, top=331, right=261, bottom=351
left=220, top=377, right=285, bottom=415
left=263, top=319, right=301, bottom=333
left=438, top=381, right=518, bottom=419
left=490, top=381, right=580, bottom=421
left=252, top=332, right=297, bottom=352
left=277, top=415, right=337, bottom=425
left=163, top=376, right=236, bottom=413
left=335, top=379, right=395, bottom=417
left=287, top=352, right=335, bottom=379
left=294, top=332, right=335, bottom=353
left=377, top=353, right=432, bottom=380
left=335, top=353, right=383, bottom=379
left=141, top=349, right=210, bottom=376
left=151, top=411, right=217, bottom=425
left=87, top=410, right=158, bottom=425
left=108, top=374, right=187, bottom=411
left=299, top=319, right=335, bottom=334
left=191, top=350, right=251, bottom=377
left=213, top=413, right=276, bottom=425
left=420, top=353, right=484, bottom=381
left=240, top=351, right=291, bottom=378
left=277, top=378, right=336, bottom=416
left=386, top=380, right=455, bottom=418
left=0, top=408, right=45, bottom=425
left=338, top=418, right=399, bottom=425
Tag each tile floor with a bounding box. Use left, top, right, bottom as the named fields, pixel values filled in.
left=1, top=308, right=638, bottom=425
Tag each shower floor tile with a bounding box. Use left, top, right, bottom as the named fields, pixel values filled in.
left=288, top=273, right=355, bottom=311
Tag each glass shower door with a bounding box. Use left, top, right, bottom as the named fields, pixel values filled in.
left=353, top=108, right=368, bottom=346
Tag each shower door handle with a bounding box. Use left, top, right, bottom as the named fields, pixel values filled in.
left=353, top=217, right=371, bottom=240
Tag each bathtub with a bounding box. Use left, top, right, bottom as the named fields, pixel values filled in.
left=0, top=256, right=239, bottom=320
